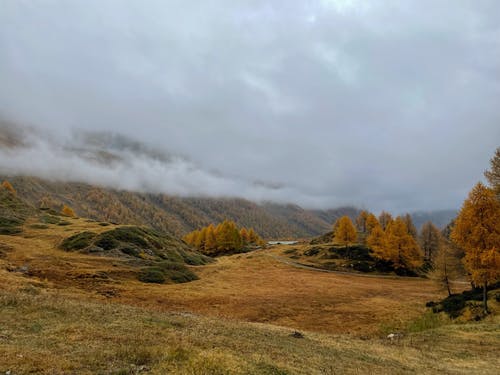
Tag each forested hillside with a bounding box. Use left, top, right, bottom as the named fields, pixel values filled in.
left=2, top=176, right=361, bottom=238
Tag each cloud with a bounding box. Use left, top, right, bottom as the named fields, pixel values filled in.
left=0, top=0, right=499, bottom=212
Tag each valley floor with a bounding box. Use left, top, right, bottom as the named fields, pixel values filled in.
left=1, top=220, right=499, bottom=374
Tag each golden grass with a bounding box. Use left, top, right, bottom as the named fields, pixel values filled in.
left=1, top=221, right=499, bottom=373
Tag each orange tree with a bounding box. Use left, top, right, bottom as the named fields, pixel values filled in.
left=451, top=182, right=500, bottom=313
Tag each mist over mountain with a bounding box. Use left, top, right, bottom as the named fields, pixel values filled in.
left=2, top=1, right=498, bottom=212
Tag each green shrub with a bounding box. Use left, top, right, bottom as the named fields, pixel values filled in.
left=120, top=247, right=140, bottom=257
left=335, top=245, right=372, bottom=261
left=304, top=247, right=321, bottom=256
left=29, top=224, right=49, bottom=229
left=0, top=226, right=22, bottom=235
left=40, top=215, right=61, bottom=224
left=138, top=261, right=199, bottom=284
left=102, top=227, right=151, bottom=248
left=57, top=221, right=71, bottom=226
left=60, top=231, right=97, bottom=251
left=138, top=269, right=166, bottom=284
left=98, top=222, right=110, bottom=226
left=352, top=261, right=371, bottom=272
left=94, top=236, right=119, bottom=251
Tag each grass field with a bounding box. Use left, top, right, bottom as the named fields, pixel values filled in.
left=1, top=219, right=499, bottom=374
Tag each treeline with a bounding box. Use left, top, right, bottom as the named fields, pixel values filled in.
left=184, top=220, right=265, bottom=256
left=331, top=209, right=462, bottom=278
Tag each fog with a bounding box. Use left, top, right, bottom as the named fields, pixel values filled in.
left=1, top=1, right=499, bottom=212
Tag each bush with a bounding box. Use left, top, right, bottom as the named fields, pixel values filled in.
left=120, top=247, right=140, bottom=257
left=0, top=216, right=24, bottom=234
left=60, top=232, right=97, bottom=251
left=352, top=261, right=371, bottom=272
left=94, top=236, right=119, bottom=251
left=138, top=261, right=199, bottom=284
left=335, top=245, right=372, bottom=261
left=40, top=215, right=61, bottom=224
left=180, top=251, right=212, bottom=266
left=138, top=269, right=166, bottom=284
left=102, top=227, right=151, bottom=248
left=304, top=247, right=321, bottom=256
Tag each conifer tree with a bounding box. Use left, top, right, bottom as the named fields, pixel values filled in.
left=61, top=204, right=76, bottom=217
left=484, top=147, right=500, bottom=196
left=403, top=213, right=418, bottom=239
left=385, top=217, right=423, bottom=271
left=356, top=211, right=369, bottom=233
left=240, top=228, right=250, bottom=245
left=204, top=225, right=217, bottom=254
left=365, top=213, right=380, bottom=234
left=366, top=224, right=387, bottom=261
left=333, top=216, right=357, bottom=247
left=451, top=182, right=500, bottom=313
left=1, top=180, right=16, bottom=195
left=378, top=211, right=393, bottom=230
left=420, top=221, right=441, bottom=261
left=430, top=237, right=462, bottom=296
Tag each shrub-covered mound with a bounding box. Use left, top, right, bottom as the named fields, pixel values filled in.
left=428, top=283, right=500, bottom=319
left=60, top=226, right=211, bottom=284
left=0, top=188, right=35, bottom=235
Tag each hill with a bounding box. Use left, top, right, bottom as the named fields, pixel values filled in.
left=1, top=175, right=361, bottom=239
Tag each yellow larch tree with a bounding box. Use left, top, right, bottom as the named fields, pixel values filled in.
left=420, top=221, right=441, bottom=261
left=356, top=211, right=369, bottom=233
left=333, top=216, right=357, bottom=247
left=366, top=224, right=388, bottom=261
left=61, top=204, right=76, bottom=217
left=385, top=217, right=423, bottom=272
left=204, top=225, right=218, bottom=255
left=451, top=182, right=500, bottom=313
left=365, top=213, right=380, bottom=234
left=378, top=211, right=393, bottom=230
left=1, top=180, right=16, bottom=195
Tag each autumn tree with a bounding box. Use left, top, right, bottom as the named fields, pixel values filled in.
left=365, top=213, right=380, bottom=234
left=378, top=211, right=393, bottom=230
left=403, top=213, right=417, bottom=239
left=240, top=227, right=250, bottom=245
left=420, top=221, right=441, bottom=261
left=333, top=216, right=357, bottom=247
left=215, top=220, right=242, bottom=252
left=385, top=217, right=423, bottom=272
left=451, top=182, right=500, bottom=313
left=430, top=237, right=462, bottom=296
left=204, top=225, right=217, bottom=254
left=366, top=224, right=388, bottom=261
left=1, top=180, right=16, bottom=195
left=61, top=204, right=76, bottom=217
left=356, top=211, right=369, bottom=233
left=484, top=147, right=500, bottom=196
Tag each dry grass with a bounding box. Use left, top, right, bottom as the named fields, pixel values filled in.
left=1, top=221, right=499, bottom=373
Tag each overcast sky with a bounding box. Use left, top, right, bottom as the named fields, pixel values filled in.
left=0, top=0, right=499, bottom=213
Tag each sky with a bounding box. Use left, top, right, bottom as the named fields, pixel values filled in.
left=0, top=0, right=499, bottom=213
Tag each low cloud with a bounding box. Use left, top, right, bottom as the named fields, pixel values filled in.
left=1, top=1, right=499, bottom=212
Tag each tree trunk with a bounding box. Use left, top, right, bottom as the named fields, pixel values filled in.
left=445, top=276, right=451, bottom=296
left=483, top=282, right=489, bottom=314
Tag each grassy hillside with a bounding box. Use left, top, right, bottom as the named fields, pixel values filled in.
left=1, top=224, right=499, bottom=373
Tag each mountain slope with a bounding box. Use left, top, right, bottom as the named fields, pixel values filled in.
left=1, top=176, right=360, bottom=238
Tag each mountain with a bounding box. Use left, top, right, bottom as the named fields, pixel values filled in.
left=410, top=210, right=457, bottom=230
left=1, top=176, right=362, bottom=239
